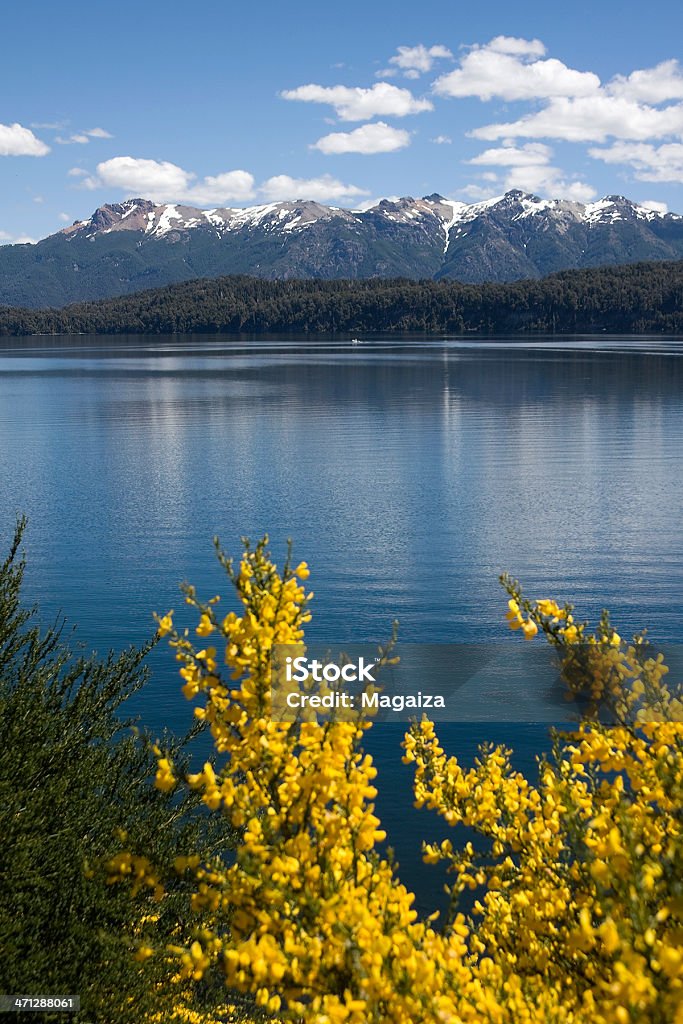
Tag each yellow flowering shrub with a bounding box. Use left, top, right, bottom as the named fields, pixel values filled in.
left=136, top=539, right=481, bottom=1023
left=111, top=541, right=682, bottom=1023
left=408, top=579, right=683, bottom=1023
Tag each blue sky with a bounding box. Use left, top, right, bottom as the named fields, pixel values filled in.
left=3, top=0, right=683, bottom=242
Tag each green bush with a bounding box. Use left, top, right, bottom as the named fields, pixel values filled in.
left=0, top=520, right=233, bottom=1023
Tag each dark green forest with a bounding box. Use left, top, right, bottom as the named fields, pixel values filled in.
left=2, top=259, right=683, bottom=336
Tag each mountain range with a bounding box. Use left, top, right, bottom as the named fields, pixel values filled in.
left=2, top=190, right=683, bottom=308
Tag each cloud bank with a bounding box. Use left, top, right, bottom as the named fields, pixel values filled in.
left=78, top=157, right=368, bottom=206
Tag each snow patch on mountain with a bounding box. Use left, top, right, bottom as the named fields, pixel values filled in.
left=584, top=198, right=627, bottom=224
left=154, top=205, right=183, bottom=235
left=64, top=191, right=680, bottom=245
left=59, top=191, right=682, bottom=274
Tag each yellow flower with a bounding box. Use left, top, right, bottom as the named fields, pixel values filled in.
left=156, top=611, right=174, bottom=637
left=521, top=619, right=538, bottom=640
left=536, top=599, right=564, bottom=618
left=196, top=613, right=215, bottom=637
left=154, top=756, right=176, bottom=793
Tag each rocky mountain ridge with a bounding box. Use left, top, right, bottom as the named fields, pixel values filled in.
left=2, top=190, right=683, bottom=308
left=61, top=190, right=679, bottom=244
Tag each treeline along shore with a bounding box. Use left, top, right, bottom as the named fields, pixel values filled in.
left=2, top=259, right=683, bottom=336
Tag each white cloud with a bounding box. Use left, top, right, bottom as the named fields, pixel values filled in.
left=431, top=134, right=452, bottom=144
left=565, top=184, right=598, bottom=202
left=471, top=95, right=683, bottom=142
left=30, top=120, right=67, bottom=131
left=502, top=164, right=596, bottom=202
left=84, top=157, right=193, bottom=196
left=281, top=82, right=432, bottom=121
left=313, top=122, right=410, bottom=154
left=259, top=174, right=369, bottom=203
left=588, top=141, right=683, bottom=182
left=56, top=127, right=113, bottom=145
left=468, top=142, right=553, bottom=166
left=0, top=122, right=50, bottom=156
left=640, top=199, right=668, bottom=214
left=68, top=167, right=88, bottom=177
left=83, top=157, right=256, bottom=204
left=608, top=60, right=683, bottom=103
left=486, top=35, right=546, bottom=57
left=467, top=142, right=596, bottom=201
left=434, top=38, right=599, bottom=101
left=188, top=171, right=257, bottom=205
left=0, top=229, right=36, bottom=244
left=58, top=212, right=71, bottom=222
left=457, top=183, right=499, bottom=201
left=385, top=44, right=453, bottom=76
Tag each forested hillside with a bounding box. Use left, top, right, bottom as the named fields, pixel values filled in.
left=1, top=260, right=682, bottom=336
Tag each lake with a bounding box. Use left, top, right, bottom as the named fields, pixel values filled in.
left=2, top=333, right=682, bottom=910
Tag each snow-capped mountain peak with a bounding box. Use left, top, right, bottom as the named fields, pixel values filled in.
left=2, top=188, right=676, bottom=309
left=63, top=197, right=359, bottom=240
left=61, top=189, right=681, bottom=245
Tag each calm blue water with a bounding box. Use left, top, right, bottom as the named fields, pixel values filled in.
left=2, top=333, right=682, bottom=910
